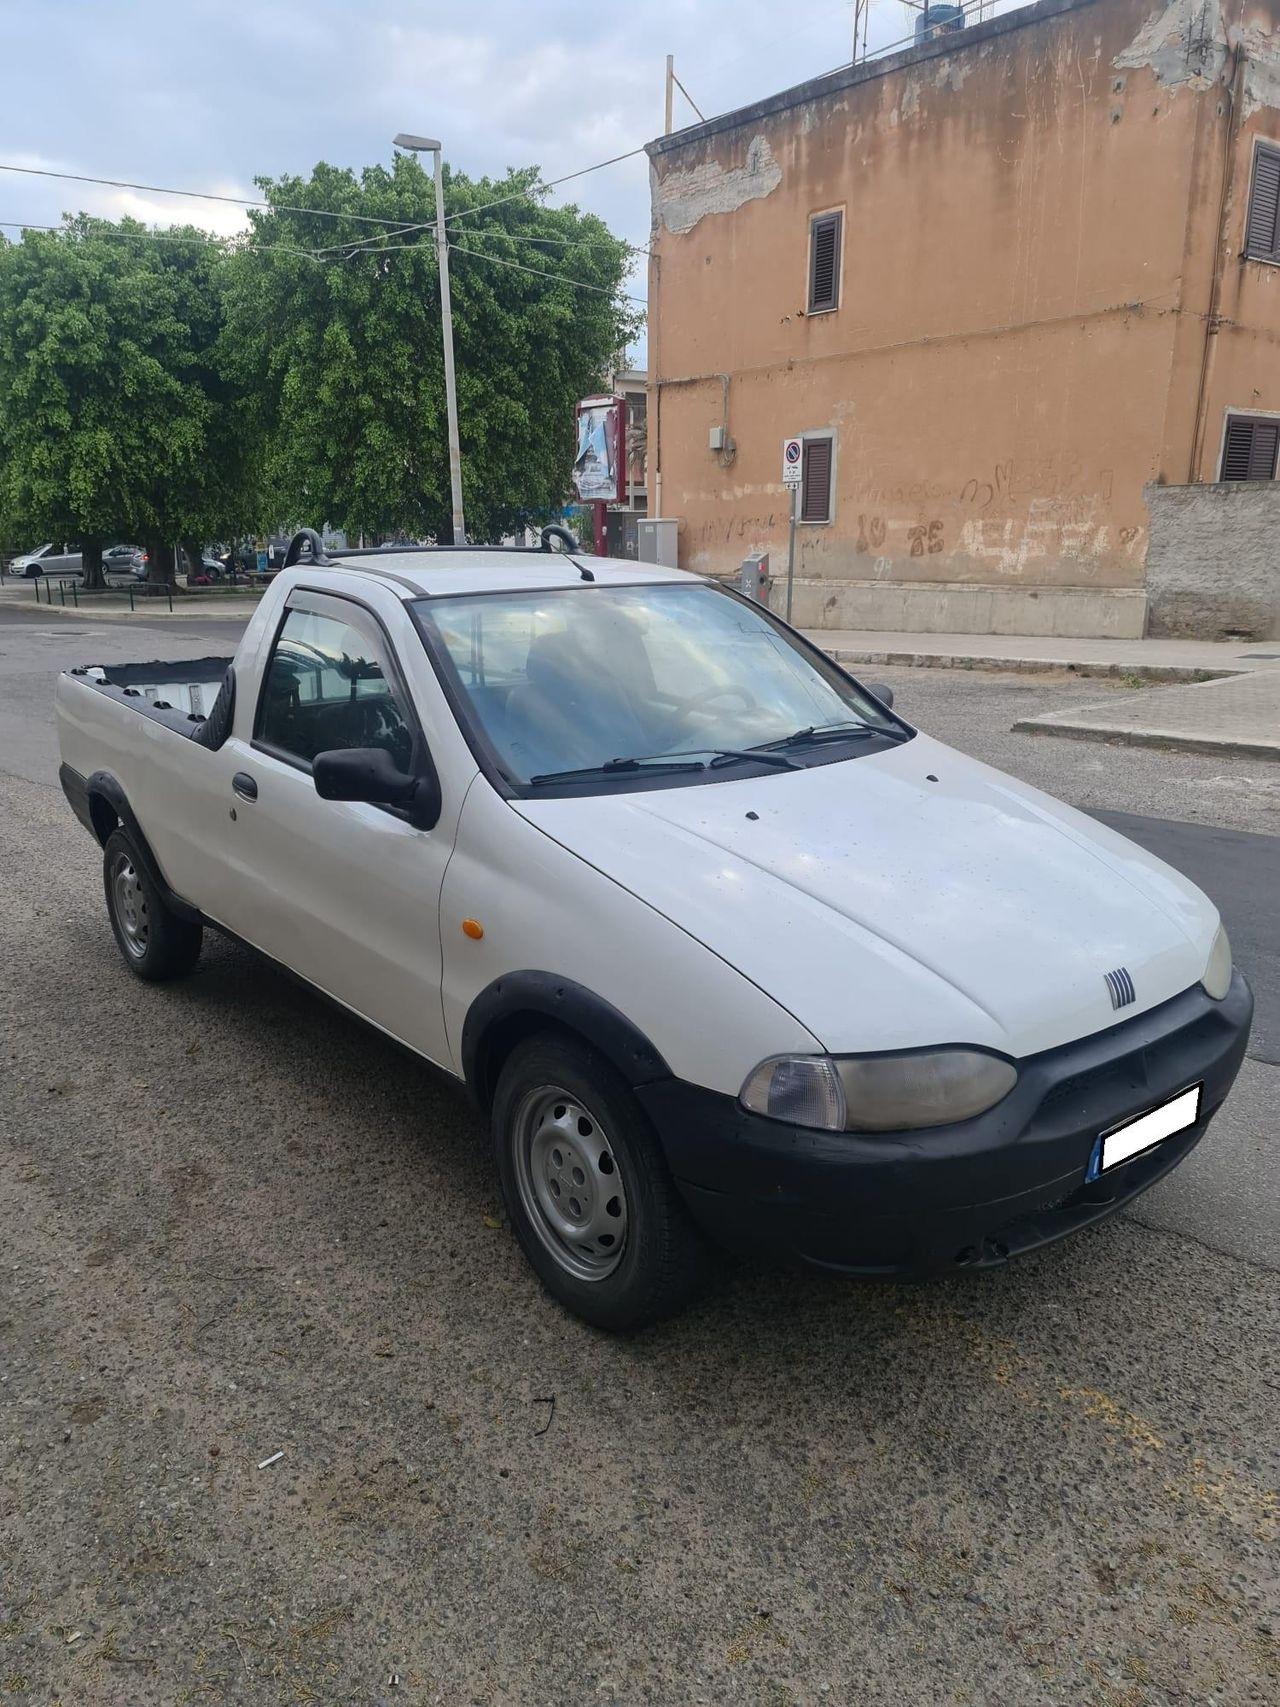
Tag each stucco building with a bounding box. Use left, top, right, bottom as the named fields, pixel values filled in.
left=645, top=0, right=1280, bottom=638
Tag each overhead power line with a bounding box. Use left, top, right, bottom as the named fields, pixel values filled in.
left=446, top=239, right=646, bottom=304
left=331, top=224, right=649, bottom=262
left=0, top=218, right=320, bottom=261
left=0, top=161, right=438, bottom=232
left=448, top=145, right=651, bottom=225
left=0, top=217, right=644, bottom=304
left=0, top=142, right=654, bottom=302
left=326, top=144, right=651, bottom=259
left=0, top=145, right=651, bottom=259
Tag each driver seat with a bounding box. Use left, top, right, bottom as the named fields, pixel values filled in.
left=505, top=629, right=649, bottom=772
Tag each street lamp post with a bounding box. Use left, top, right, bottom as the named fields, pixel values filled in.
left=393, top=132, right=466, bottom=544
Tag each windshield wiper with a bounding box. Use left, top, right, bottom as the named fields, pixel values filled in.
left=753, top=720, right=909, bottom=753
left=528, top=746, right=801, bottom=786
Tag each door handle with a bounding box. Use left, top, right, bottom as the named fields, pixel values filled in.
left=232, top=771, right=258, bottom=801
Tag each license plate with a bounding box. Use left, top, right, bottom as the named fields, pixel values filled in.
left=1087, top=1083, right=1203, bottom=1181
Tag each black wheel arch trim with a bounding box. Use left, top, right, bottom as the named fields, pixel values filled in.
left=462, top=972, right=672, bottom=1108
left=81, top=769, right=203, bottom=924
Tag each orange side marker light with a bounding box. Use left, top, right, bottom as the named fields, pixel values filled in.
left=461, top=918, right=485, bottom=940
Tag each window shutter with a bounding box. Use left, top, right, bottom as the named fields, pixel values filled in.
left=801, top=436, right=833, bottom=521
left=808, top=212, right=842, bottom=313
left=1245, top=145, right=1280, bottom=260
left=1221, top=416, right=1280, bottom=480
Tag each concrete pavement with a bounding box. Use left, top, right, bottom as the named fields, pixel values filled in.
left=804, top=625, right=1280, bottom=761
left=1014, top=668, right=1280, bottom=762
left=805, top=626, right=1280, bottom=682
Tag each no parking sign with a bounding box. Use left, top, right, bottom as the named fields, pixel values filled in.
left=782, top=437, right=803, bottom=486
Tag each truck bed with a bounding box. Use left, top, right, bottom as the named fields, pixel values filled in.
left=67, top=656, right=235, bottom=737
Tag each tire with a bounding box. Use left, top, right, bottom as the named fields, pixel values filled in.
left=492, top=1032, right=709, bottom=1331
left=102, top=828, right=203, bottom=981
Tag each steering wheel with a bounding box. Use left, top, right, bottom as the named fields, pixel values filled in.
left=676, top=684, right=758, bottom=714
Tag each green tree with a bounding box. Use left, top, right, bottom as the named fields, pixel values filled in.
left=0, top=217, right=257, bottom=588
left=222, top=156, right=639, bottom=542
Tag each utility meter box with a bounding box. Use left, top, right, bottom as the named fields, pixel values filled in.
left=637, top=518, right=679, bottom=568
left=739, top=550, right=771, bottom=604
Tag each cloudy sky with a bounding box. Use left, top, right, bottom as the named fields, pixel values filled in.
left=0, top=0, right=1024, bottom=359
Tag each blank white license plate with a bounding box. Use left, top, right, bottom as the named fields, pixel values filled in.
left=1096, top=1083, right=1202, bottom=1175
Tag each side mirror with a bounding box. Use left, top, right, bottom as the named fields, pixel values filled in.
left=864, top=681, right=895, bottom=709
left=313, top=747, right=440, bottom=828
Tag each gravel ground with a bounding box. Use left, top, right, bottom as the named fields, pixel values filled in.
left=1, top=640, right=1278, bottom=1704
left=2, top=800, right=1278, bottom=1703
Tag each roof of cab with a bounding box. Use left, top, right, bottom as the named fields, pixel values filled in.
left=321, top=549, right=701, bottom=601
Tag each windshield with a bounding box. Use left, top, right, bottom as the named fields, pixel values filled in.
left=413, top=582, right=906, bottom=790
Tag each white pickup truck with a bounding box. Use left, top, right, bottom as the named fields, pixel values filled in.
left=57, top=529, right=1252, bottom=1328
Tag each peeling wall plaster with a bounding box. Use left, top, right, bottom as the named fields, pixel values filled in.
left=653, top=134, right=783, bottom=236
left=1240, top=23, right=1280, bottom=116
left=1113, top=0, right=1229, bottom=89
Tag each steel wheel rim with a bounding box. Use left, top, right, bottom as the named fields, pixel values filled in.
left=512, top=1086, right=628, bottom=1282
left=111, top=854, right=149, bottom=959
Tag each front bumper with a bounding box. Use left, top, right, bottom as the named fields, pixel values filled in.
left=637, top=973, right=1253, bottom=1276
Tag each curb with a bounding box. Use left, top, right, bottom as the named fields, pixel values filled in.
left=1010, top=718, right=1280, bottom=762
left=823, top=648, right=1233, bottom=685
left=1, top=598, right=260, bottom=621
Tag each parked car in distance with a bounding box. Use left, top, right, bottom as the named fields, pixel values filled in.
left=10, top=543, right=83, bottom=577
left=103, top=545, right=145, bottom=573
left=54, top=529, right=1253, bottom=1330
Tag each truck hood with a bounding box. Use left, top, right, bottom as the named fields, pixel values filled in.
left=514, top=733, right=1218, bottom=1059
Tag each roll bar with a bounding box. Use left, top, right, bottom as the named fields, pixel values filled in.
left=280, top=525, right=594, bottom=581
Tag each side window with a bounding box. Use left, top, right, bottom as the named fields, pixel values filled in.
left=1220, top=414, right=1280, bottom=481
left=1244, top=143, right=1280, bottom=263
left=807, top=210, right=842, bottom=313
left=256, top=604, right=415, bottom=770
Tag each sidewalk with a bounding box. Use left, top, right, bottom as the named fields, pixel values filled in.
left=0, top=581, right=261, bottom=619
left=802, top=624, right=1280, bottom=761
left=1012, top=669, right=1280, bottom=763
left=804, top=627, right=1280, bottom=683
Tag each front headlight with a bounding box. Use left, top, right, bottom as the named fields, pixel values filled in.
left=1202, top=923, right=1232, bottom=1000
left=740, top=1048, right=1018, bottom=1132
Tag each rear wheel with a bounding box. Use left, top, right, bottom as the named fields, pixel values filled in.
left=103, top=828, right=202, bottom=980
left=492, top=1033, right=709, bottom=1331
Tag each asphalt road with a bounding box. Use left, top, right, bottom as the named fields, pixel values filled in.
left=1, top=612, right=1277, bottom=1705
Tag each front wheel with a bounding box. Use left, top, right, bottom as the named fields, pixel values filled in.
left=492, top=1033, right=710, bottom=1331
left=103, top=828, right=203, bottom=980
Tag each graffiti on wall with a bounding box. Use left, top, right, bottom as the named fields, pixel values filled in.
left=683, top=455, right=1145, bottom=577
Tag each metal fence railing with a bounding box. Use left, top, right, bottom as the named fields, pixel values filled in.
left=31, top=576, right=176, bottom=612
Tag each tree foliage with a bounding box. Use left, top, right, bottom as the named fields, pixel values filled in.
left=223, top=157, right=639, bottom=541
left=0, top=158, right=639, bottom=577
left=0, top=217, right=258, bottom=584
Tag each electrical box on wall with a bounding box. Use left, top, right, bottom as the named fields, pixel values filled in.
left=638, top=518, right=680, bottom=568
left=708, top=425, right=726, bottom=451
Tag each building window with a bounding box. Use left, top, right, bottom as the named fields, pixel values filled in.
left=800, top=434, right=835, bottom=522
left=1220, top=414, right=1280, bottom=481
left=1244, top=143, right=1280, bottom=263
left=807, top=211, right=842, bottom=314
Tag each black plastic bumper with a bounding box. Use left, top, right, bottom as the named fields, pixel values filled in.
left=60, top=763, right=96, bottom=837
left=636, top=973, right=1253, bottom=1276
